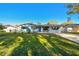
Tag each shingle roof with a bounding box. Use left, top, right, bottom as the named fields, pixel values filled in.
left=66, top=24, right=79, bottom=27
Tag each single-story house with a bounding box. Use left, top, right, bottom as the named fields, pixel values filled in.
left=3, top=25, right=22, bottom=32
left=32, top=24, right=61, bottom=33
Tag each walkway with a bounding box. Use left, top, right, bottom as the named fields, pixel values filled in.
left=54, top=33, right=79, bottom=44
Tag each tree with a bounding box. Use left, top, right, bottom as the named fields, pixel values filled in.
left=64, top=3, right=79, bottom=24
left=63, top=17, right=74, bottom=25
left=48, top=20, right=58, bottom=25
left=37, top=22, right=42, bottom=25
left=0, top=24, right=5, bottom=30
left=66, top=3, right=79, bottom=15
left=63, top=21, right=74, bottom=25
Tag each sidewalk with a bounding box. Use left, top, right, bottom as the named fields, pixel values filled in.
left=54, top=33, right=79, bottom=44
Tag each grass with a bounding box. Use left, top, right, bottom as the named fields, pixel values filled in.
left=64, top=32, right=79, bottom=34
left=0, top=32, right=79, bottom=56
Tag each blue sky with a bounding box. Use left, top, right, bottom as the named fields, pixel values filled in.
left=0, top=3, right=78, bottom=25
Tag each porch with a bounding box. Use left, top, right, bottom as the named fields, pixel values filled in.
left=34, top=25, right=61, bottom=33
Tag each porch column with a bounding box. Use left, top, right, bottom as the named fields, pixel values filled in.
left=48, top=26, right=52, bottom=33
left=41, top=27, right=43, bottom=32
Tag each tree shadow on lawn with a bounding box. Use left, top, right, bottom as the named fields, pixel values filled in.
left=37, top=35, right=73, bottom=56
left=44, top=34, right=79, bottom=50
left=11, top=34, right=51, bottom=56
left=52, top=37, right=79, bottom=50
left=43, top=35, right=79, bottom=56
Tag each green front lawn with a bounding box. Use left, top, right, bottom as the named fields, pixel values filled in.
left=0, top=33, right=79, bottom=56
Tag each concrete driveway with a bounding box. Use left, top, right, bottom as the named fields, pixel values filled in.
left=54, top=33, right=79, bottom=44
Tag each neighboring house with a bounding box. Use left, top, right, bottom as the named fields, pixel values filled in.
left=4, top=23, right=36, bottom=33
left=63, top=24, right=79, bottom=32
left=73, top=25, right=79, bottom=32
left=3, top=25, right=22, bottom=32
left=3, top=25, right=15, bottom=32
